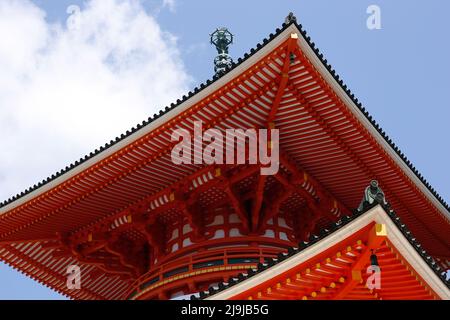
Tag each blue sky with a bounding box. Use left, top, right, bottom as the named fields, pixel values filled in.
left=0, top=0, right=449, bottom=299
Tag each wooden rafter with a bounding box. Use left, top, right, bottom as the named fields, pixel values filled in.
left=331, top=224, right=387, bottom=299
left=251, top=33, right=298, bottom=233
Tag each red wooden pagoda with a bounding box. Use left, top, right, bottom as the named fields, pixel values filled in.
left=0, top=13, right=448, bottom=300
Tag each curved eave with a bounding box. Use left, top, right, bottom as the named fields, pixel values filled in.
left=0, top=18, right=448, bottom=222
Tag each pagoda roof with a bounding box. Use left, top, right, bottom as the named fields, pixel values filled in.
left=0, top=14, right=449, bottom=299
left=1, top=15, right=449, bottom=220
left=199, top=202, right=450, bottom=300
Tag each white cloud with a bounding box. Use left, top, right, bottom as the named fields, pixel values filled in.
left=0, top=0, right=191, bottom=201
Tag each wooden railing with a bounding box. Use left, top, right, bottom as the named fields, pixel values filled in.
left=124, top=240, right=290, bottom=299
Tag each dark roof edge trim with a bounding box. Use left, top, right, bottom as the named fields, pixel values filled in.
left=1, top=13, right=448, bottom=217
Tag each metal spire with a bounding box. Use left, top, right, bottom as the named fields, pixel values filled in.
left=210, top=27, right=234, bottom=75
